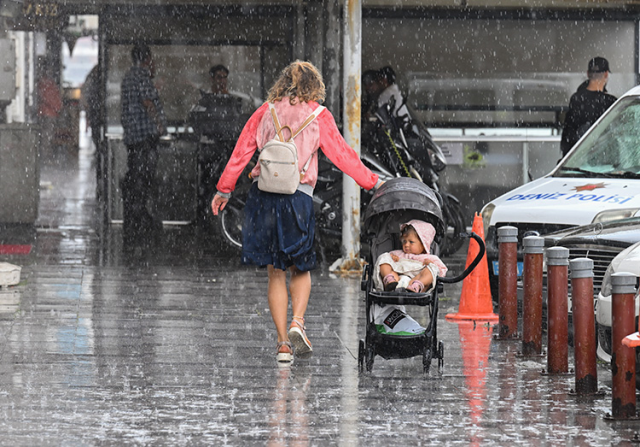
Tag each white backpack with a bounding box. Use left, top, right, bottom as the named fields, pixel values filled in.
left=257, top=103, right=325, bottom=195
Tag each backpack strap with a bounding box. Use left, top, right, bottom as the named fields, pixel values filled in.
left=297, top=105, right=325, bottom=176
left=292, top=105, right=326, bottom=139
left=268, top=102, right=292, bottom=142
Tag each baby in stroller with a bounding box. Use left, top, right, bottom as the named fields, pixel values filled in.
left=359, top=177, right=484, bottom=372
left=370, top=219, right=448, bottom=336
left=374, top=219, right=448, bottom=293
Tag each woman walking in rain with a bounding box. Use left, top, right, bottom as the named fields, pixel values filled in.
left=211, top=61, right=381, bottom=363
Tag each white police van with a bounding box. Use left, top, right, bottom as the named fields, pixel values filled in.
left=481, top=85, right=640, bottom=296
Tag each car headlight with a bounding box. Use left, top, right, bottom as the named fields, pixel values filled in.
left=481, top=203, right=495, bottom=239
left=600, top=263, right=615, bottom=298
left=592, top=208, right=640, bottom=224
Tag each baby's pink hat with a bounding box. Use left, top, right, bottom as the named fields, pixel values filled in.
left=401, top=219, right=436, bottom=254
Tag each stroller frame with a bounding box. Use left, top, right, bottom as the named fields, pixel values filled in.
left=359, top=265, right=443, bottom=373
left=357, top=178, right=485, bottom=374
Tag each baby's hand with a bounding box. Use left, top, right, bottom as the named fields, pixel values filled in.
left=422, top=259, right=432, bottom=266
left=391, top=254, right=399, bottom=262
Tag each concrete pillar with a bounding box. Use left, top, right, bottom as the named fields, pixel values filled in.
left=339, top=0, right=362, bottom=267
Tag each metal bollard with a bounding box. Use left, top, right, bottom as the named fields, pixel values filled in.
left=522, top=236, right=544, bottom=356
left=611, top=273, right=638, bottom=419
left=570, top=258, right=598, bottom=395
left=497, top=226, right=519, bottom=340
left=546, top=247, right=569, bottom=374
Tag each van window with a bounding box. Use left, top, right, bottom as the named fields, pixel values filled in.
left=557, top=97, right=640, bottom=177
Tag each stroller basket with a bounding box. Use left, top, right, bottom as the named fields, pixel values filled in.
left=358, top=178, right=485, bottom=374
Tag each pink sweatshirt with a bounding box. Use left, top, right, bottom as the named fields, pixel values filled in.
left=216, top=100, right=379, bottom=195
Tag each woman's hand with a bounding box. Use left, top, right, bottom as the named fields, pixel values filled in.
left=211, top=194, right=228, bottom=216
left=391, top=254, right=399, bottom=262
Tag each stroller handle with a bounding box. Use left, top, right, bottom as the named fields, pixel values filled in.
left=438, top=232, right=485, bottom=284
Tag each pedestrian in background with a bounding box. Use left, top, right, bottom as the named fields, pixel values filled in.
left=560, top=56, right=617, bottom=158
left=209, top=64, right=230, bottom=95
left=82, top=63, right=103, bottom=153
left=376, top=65, right=410, bottom=126
left=82, top=64, right=106, bottom=200
left=362, top=69, right=384, bottom=120
left=81, top=64, right=104, bottom=152
left=211, top=60, right=381, bottom=363
left=120, top=43, right=166, bottom=247
left=37, top=58, right=63, bottom=158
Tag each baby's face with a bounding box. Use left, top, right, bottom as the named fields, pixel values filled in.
left=401, top=230, right=426, bottom=255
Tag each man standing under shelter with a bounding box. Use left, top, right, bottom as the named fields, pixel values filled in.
left=37, top=58, right=63, bottom=158
left=120, top=43, right=166, bottom=247
left=560, top=56, right=617, bottom=157
left=189, top=64, right=244, bottom=224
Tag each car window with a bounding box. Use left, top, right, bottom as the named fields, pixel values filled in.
left=558, top=97, right=640, bottom=177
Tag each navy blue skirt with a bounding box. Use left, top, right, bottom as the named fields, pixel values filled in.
left=241, top=183, right=316, bottom=271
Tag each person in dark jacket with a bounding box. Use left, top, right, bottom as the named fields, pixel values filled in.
left=120, top=43, right=167, bottom=247
left=560, top=57, right=617, bottom=157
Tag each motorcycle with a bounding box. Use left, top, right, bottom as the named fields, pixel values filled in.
left=362, top=98, right=466, bottom=256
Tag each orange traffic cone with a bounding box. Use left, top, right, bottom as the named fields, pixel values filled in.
left=446, top=212, right=499, bottom=322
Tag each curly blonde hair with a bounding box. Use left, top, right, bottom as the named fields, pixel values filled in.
left=267, top=60, right=326, bottom=104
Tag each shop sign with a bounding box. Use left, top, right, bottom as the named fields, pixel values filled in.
left=22, top=1, right=60, bottom=19
left=7, top=1, right=64, bottom=31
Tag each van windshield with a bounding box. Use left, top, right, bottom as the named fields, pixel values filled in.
left=556, top=96, right=640, bottom=179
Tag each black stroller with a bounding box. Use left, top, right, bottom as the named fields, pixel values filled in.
left=358, top=178, right=485, bottom=373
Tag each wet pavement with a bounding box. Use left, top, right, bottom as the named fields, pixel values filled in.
left=0, top=146, right=639, bottom=446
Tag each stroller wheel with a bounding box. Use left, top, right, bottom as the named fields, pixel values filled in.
left=365, top=345, right=375, bottom=372
left=437, top=341, right=444, bottom=369
left=423, top=348, right=433, bottom=374
left=358, top=339, right=365, bottom=373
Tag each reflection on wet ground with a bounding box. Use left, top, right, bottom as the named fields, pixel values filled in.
left=0, top=147, right=637, bottom=445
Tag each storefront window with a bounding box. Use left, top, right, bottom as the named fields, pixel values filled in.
left=363, top=17, right=636, bottom=130
left=106, top=44, right=262, bottom=132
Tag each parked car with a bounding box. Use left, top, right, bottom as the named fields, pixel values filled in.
left=543, top=216, right=640, bottom=295
left=481, top=85, right=640, bottom=299
left=595, top=241, right=640, bottom=369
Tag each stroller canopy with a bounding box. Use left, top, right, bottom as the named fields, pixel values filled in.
left=364, top=178, right=445, bottom=241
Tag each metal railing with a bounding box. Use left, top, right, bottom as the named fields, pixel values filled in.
left=432, top=134, right=561, bottom=185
